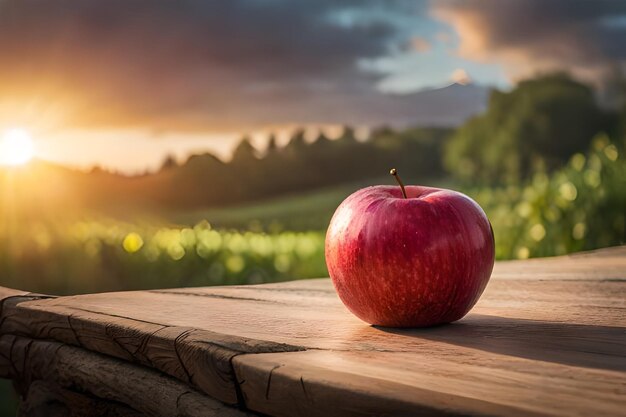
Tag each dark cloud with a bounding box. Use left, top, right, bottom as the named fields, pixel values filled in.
left=5, top=0, right=622, bottom=133
left=434, top=0, right=626, bottom=81
left=0, top=0, right=409, bottom=131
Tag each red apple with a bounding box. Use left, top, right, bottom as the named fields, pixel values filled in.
left=325, top=172, right=495, bottom=327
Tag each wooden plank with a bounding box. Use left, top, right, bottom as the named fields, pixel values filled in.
left=1, top=247, right=625, bottom=416
left=233, top=350, right=625, bottom=417
left=0, top=286, right=51, bottom=301
left=0, top=300, right=303, bottom=406
left=0, top=286, right=46, bottom=323
left=0, top=286, right=29, bottom=300
left=491, top=245, right=626, bottom=281
left=17, top=380, right=145, bottom=417
left=0, top=335, right=254, bottom=417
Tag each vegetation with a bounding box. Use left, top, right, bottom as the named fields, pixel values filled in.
left=445, top=74, right=614, bottom=183
left=475, top=135, right=625, bottom=259
left=1, top=134, right=623, bottom=296
left=0, top=219, right=327, bottom=295
left=23, top=126, right=451, bottom=212
left=0, top=72, right=624, bottom=296
left=163, top=126, right=451, bottom=207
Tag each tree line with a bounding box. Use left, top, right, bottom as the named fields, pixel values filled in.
left=151, top=126, right=452, bottom=207
left=12, top=72, right=624, bottom=211
left=157, top=72, right=623, bottom=207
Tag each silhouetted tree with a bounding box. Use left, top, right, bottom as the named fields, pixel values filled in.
left=266, top=133, right=278, bottom=154
left=160, top=154, right=178, bottom=171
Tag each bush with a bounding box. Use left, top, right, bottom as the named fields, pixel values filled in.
left=445, top=74, right=611, bottom=183
left=468, top=134, right=625, bottom=259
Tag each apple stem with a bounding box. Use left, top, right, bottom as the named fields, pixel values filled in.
left=389, top=168, right=407, bottom=199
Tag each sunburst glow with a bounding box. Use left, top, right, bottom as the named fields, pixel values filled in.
left=0, top=128, right=35, bottom=166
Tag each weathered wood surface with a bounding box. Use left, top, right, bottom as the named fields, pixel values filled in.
left=1, top=246, right=625, bottom=416
left=16, top=380, right=144, bottom=417
left=0, top=335, right=253, bottom=417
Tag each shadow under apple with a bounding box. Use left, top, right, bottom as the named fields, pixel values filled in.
left=369, top=314, right=626, bottom=372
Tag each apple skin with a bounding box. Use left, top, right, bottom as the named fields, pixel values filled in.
left=325, top=185, right=495, bottom=327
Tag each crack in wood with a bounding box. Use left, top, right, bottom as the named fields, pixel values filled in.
left=67, top=314, right=82, bottom=347
left=104, top=322, right=137, bottom=361
left=67, top=306, right=172, bottom=327
left=173, top=328, right=195, bottom=383
left=229, top=352, right=249, bottom=410
left=242, top=286, right=334, bottom=294
left=192, top=338, right=305, bottom=354
left=148, top=290, right=288, bottom=305
left=299, top=377, right=309, bottom=402
left=175, top=390, right=192, bottom=410
left=7, top=334, right=19, bottom=377
left=533, top=278, right=626, bottom=282
left=138, top=325, right=169, bottom=367
left=264, top=364, right=282, bottom=400
left=22, top=338, right=33, bottom=384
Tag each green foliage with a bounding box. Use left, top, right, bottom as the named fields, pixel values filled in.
left=174, top=182, right=367, bottom=232
left=445, top=73, right=611, bottom=183
left=0, top=219, right=327, bottom=295
left=471, top=135, right=625, bottom=259
left=1, top=138, right=622, bottom=297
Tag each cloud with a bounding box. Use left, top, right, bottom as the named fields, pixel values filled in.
left=410, top=37, right=431, bottom=52
left=12, top=0, right=622, bottom=134
left=433, top=0, right=626, bottom=82
left=0, top=0, right=413, bottom=132
left=435, top=31, right=452, bottom=44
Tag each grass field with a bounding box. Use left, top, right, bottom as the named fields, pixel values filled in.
left=171, top=175, right=454, bottom=231
left=171, top=182, right=360, bottom=232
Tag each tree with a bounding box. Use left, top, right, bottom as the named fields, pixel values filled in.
left=266, top=133, right=278, bottom=154
left=337, top=126, right=357, bottom=145
left=445, top=73, right=607, bottom=183
left=160, top=154, right=178, bottom=171
left=232, top=136, right=257, bottom=163
left=285, top=129, right=306, bottom=155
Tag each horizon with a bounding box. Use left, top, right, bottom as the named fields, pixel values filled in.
left=10, top=81, right=483, bottom=174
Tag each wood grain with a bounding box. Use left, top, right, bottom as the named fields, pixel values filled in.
left=0, top=335, right=254, bottom=417
left=1, top=247, right=625, bottom=416
left=0, top=295, right=303, bottom=405
left=234, top=347, right=625, bottom=417
left=17, top=380, right=144, bottom=417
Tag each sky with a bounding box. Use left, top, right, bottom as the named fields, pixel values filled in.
left=1, top=0, right=625, bottom=173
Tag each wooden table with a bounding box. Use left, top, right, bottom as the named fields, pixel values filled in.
left=1, top=247, right=625, bottom=416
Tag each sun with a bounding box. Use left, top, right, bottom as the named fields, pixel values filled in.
left=0, top=128, right=35, bottom=166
